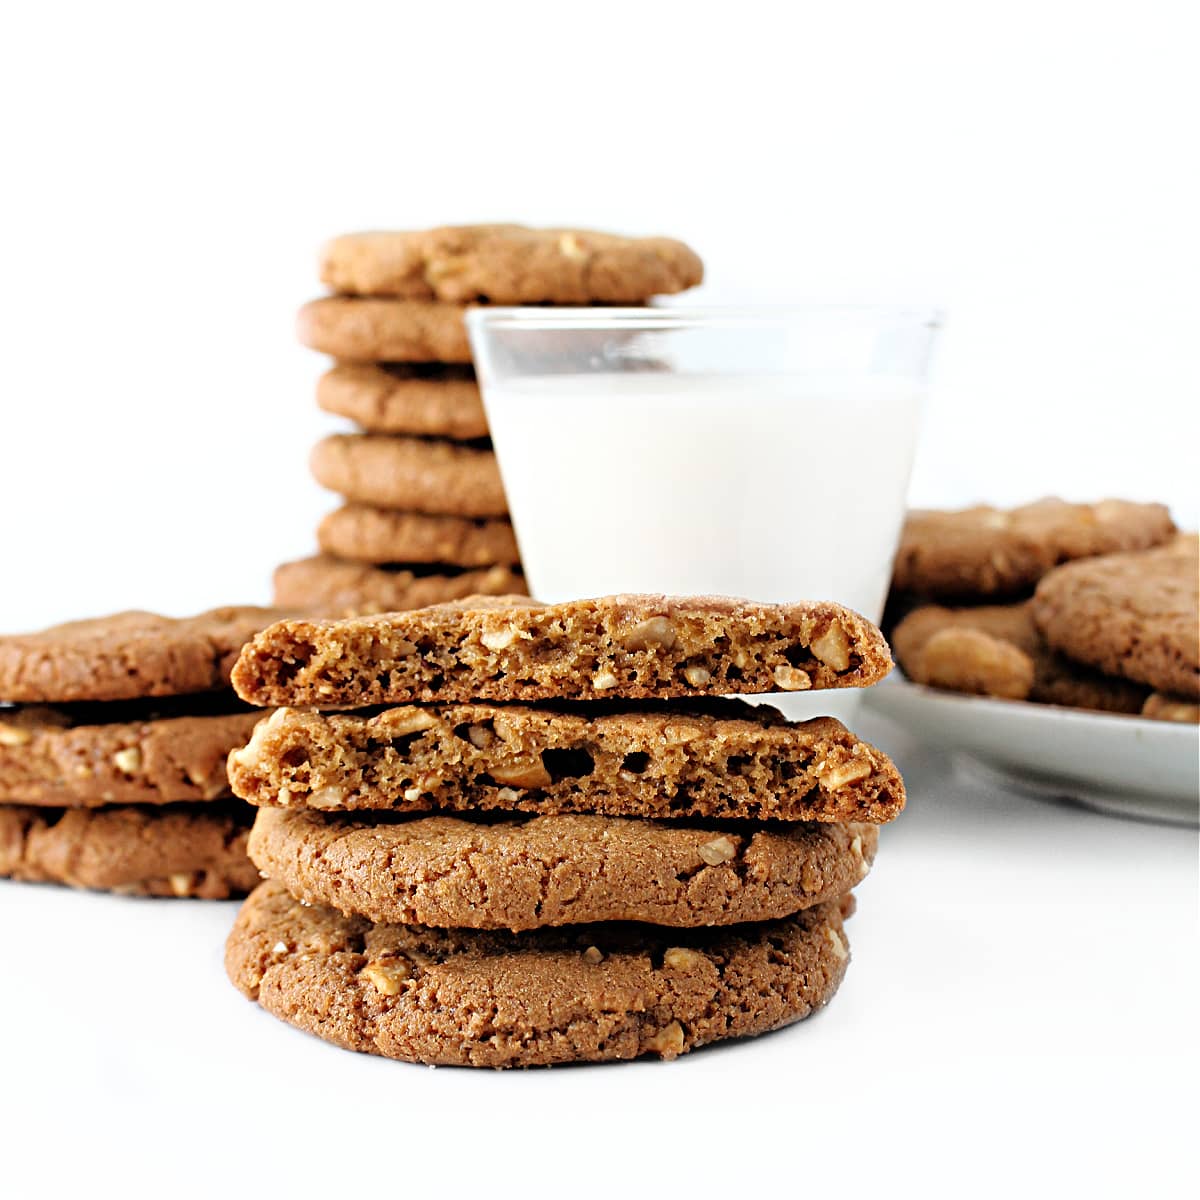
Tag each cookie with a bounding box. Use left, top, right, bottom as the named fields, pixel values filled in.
left=318, top=225, right=704, bottom=304
left=317, top=505, right=519, bottom=568
left=250, top=806, right=874, bottom=931
left=232, top=594, right=893, bottom=707
left=1032, top=535, right=1200, bottom=698
left=0, top=606, right=288, bottom=704
left=317, top=364, right=488, bottom=439
left=226, top=879, right=850, bottom=1067
left=893, top=601, right=1149, bottom=712
left=229, top=700, right=905, bottom=824
left=297, top=297, right=471, bottom=363
left=310, top=434, right=507, bottom=517
left=0, top=801, right=258, bottom=898
left=0, top=699, right=261, bottom=806
left=272, top=557, right=526, bottom=614
left=892, top=499, right=1176, bottom=599
left=1142, top=693, right=1200, bottom=723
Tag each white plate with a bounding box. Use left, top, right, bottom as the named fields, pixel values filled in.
left=863, top=677, right=1200, bottom=826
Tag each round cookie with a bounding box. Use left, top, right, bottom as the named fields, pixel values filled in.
left=229, top=701, right=906, bottom=824
left=310, top=434, right=507, bottom=517
left=226, top=879, right=851, bottom=1067
left=297, top=297, right=471, bottom=363
left=892, top=498, right=1176, bottom=599
left=248, top=807, right=876, bottom=930
left=317, top=364, right=488, bottom=439
left=1032, top=535, right=1200, bottom=699
left=318, top=224, right=704, bottom=304
left=0, top=606, right=287, bottom=704
left=272, top=557, right=526, bottom=614
left=317, top=505, right=519, bottom=567
left=0, top=801, right=259, bottom=898
left=0, top=702, right=262, bottom=806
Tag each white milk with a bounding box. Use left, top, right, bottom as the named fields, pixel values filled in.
left=482, top=372, right=922, bottom=720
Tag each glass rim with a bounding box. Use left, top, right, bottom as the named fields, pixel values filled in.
left=466, top=303, right=944, bottom=334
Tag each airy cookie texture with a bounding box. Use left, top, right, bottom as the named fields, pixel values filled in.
left=1142, top=693, right=1200, bottom=723
left=0, top=607, right=288, bottom=704
left=310, top=434, right=507, bottom=517
left=319, top=225, right=703, bottom=304
left=226, top=879, right=850, bottom=1067
left=249, top=807, right=875, bottom=930
left=229, top=700, right=905, bottom=823
left=892, top=601, right=1149, bottom=712
left=1032, top=535, right=1200, bottom=698
left=272, top=557, right=526, bottom=614
left=0, top=801, right=259, bottom=898
left=297, top=297, right=471, bottom=363
left=232, top=594, right=892, bottom=707
left=892, top=499, right=1176, bottom=599
left=0, top=700, right=261, bottom=806
left=318, top=505, right=519, bottom=567
left=317, top=364, right=488, bottom=440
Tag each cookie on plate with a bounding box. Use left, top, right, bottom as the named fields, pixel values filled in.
left=297, top=297, right=472, bottom=363
left=1032, top=535, right=1199, bottom=699
left=228, top=700, right=905, bottom=823
left=248, top=806, right=875, bottom=930
left=226, top=879, right=851, bottom=1067
left=317, top=505, right=519, bottom=568
left=892, top=499, right=1176, bottom=599
left=318, top=225, right=703, bottom=304
left=310, top=434, right=507, bottom=517
left=317, top=364, right=488, bottom=440
left=232, top=594, right=893, bottom=707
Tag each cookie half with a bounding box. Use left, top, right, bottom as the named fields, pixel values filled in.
left=249, top=807, right=873, bottom=930
left=271, top=557, right=526, bottom=614
left=318, top=225, right=704, bottom=304
left=297, top=297, right=471, bottom=363
left=232, top=594, right=893, bottom=707
left=310, top=434, right=507, bottom=517
left=892, top=499, right=1176, bottom=599
left=0, top=801, right=258, bottom=898
left=317, top=505, right=519, bottom=567
left=317, top=364, right=488, bottom=439
left=1032, top=535, right=1199, bottom=698
left=0, top=607, right=288, bottom=704
left=229, top=701, right=905, bottom=823
left=0, top=699, right=261, bottom=806
left=226, top=879, right=850, bottom=1067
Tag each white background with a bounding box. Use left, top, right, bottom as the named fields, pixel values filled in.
left=0, top=2, right=1196, bottom=1196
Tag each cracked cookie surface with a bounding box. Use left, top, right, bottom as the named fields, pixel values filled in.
left=225, top=878, right=850, bottom=1067
left=317, top=363, right=488, bottom=439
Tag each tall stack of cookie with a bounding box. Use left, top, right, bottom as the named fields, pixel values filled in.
left=224, top=594, right=903, bottom=1067
left=277, top=225, right=704, bottom=614
left=0, top=608, right=286, bottom=897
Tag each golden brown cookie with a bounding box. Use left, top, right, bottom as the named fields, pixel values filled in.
left=232, top=594, right=893, bottom=707
left=317, top=363, right=488, bottom=439
left=225, top=879, right=851, bottom=1067
left=0, top=698, right=261, bottom=806
left=271, top=557, right=526, bottom=614
left=317, top=505, right=519, bottom=567
left=1141, top=693, right=1200, bottom=723
left=0, top=801, right=258, bottom=898
left=229, top=700, right=905, bottom=824
left=310, top=434, right=507, bottom=517
left=319, top=225, right=703, bottom=304
left=892, top=499, right=1176, bottom=599
left=0, top=607, right=289, bottom=704
left=249, top=806, right=875, bottom=931
left=1032, top=535, right=1200, bottom=698
left=297, top=297, right=471, bottom=363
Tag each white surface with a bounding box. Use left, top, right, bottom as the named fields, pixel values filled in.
left=866, top=678, right=1200, bottom=823
left=1, top=714, right=1195, bottom=1196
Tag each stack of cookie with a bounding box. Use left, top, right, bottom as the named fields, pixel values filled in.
left=278, top=224, right=704, bottom=613
left=0, top=608, right=284, bottom=897
left=224, top=594, right=903, bottom=1067
left=887, top=499, right=1197, bottom=719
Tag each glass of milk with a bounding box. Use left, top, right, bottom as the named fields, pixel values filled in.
left=467, top=306, right=941, bottom=718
